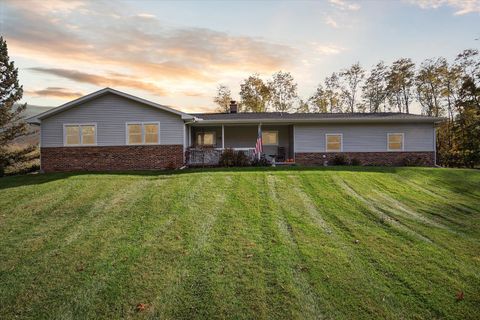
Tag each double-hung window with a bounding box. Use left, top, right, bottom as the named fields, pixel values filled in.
left=262, top=131, right=279, bottom=146
left=64, top=124, right=97, bottom=146
left=387, top=133, right=404, bottom=151
left=196, top=132, right=216, bottom=147
left=326, top=133, right=343, bottom=152
left=126, top=122, right=160, bottom=145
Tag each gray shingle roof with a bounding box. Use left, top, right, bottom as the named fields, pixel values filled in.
left=191, top=112, right=443, bottom=123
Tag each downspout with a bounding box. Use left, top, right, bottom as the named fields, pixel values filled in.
left=433, top=124, right=436, bottom=166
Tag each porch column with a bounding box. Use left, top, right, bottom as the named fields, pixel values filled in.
left=188, top=126, right=191, bottom=147
left=257, top=123, right=262, bottom=159
left=222, top=124, right=225, bottom=149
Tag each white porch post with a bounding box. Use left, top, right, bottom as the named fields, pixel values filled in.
left=222, top=124, right=225, bottom=149
left=257, top=122, right=262, bottom=159
left=188, top=126, right=191, bottom=147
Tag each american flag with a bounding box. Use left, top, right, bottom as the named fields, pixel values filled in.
left=254, top=125, right=263, bottom=158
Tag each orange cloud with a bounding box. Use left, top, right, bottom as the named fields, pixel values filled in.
left=4, top=0, right=296, bottom=91
left=26, top=87, right=83, bottom=99
left=29, top=68, right=169, bottom=96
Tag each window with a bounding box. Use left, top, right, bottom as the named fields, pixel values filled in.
left=388, top=133, right=404, bottom=151
left=196, top=132, right=216, bottom=146
left=262, top=131, right=278, bottom=145
left=126, top=122, right=160, bottom=145
left=64, top=124, right=96, bottom=146
left=326, top=133, right=342, bottom=152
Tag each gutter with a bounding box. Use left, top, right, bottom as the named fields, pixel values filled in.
left=191, top=117, right=446, bottom=125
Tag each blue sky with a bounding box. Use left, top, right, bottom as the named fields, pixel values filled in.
left=1, top=0, right=479, bottom=113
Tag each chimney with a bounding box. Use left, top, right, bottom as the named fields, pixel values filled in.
left=229, top=100, right=238, bottom=113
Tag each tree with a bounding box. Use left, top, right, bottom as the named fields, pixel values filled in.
left=386, top=58, right=415, bottom=113
left=268, top=71, right=298, bottom=113
left=324, top=72, right=343, bottom=113
left=213, top=84, right=232, bottom=113
left=339, top=62, right=365, bottom=113
left=436, top=49, right=480, bottom=168
left=308, top=85, right=329, bottom=113
left=415, top=58, right=446, bottom=117
left=362, top=61, right=388, bottom=113
left=0, top=37, right=34, bottom=176
left=295, top=98, right=310, bottom=113
left=239, top=74, right=271, bottom=112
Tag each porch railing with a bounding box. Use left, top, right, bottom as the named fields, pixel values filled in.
left=186, top=147, right=256, bottom=166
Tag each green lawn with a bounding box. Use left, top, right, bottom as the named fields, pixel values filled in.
left=0, top=167, right=479, bottom=319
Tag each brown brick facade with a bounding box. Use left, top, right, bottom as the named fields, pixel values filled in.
left=41, top=145, right=184, bottom=172
left=295, top=152, right=435, bottom=167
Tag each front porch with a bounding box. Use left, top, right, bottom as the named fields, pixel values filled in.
left=186, top=124, right=295, bottom=166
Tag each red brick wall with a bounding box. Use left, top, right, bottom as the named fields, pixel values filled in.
left=41, top=145, right=184, bottom=172
left=295, top=152, right=435, bottom=167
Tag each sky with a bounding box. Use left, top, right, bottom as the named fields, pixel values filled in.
left=1, top=0, right=479, bottom=114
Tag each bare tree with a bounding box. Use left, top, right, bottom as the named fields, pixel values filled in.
left=339, top=62, right=365, bottom=113
left=308, top=84, right=329, bottom=113
left=362, top=61, right=388, bottom=113
left=386, top=58, right=415, bottom=113
left=268, top=71, right=298, bottom=113
left=324, top=72, right=343, bottom=113
left=213, top=84, right=232, bottom=113
left=416, top=58, right=446, bottom=117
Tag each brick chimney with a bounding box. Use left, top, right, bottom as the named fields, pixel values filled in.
left=229, top=100, right=238, bottom=113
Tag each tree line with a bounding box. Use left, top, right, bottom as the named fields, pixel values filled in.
left=214, top=49, right=479, bottom=167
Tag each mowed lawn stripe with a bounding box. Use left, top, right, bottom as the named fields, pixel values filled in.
left=0, top=167, right=479, bottom=319
left=297, top=172, right=448, bottom=318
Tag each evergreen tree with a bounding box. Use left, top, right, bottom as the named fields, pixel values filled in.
left=0, top=37, right=34, bottom=176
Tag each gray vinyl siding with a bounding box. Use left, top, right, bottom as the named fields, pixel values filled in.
left=294, top=123, right=434, bottom=152
left=41, top=93, right=184, bottom=147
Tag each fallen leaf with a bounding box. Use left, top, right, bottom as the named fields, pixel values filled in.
left=136, top=303, right=147, bottom=312
left=246, top=254, right=253, bottom=258
left=456, top=291, right=464, bottom=301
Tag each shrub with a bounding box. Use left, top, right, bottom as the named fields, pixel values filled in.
left=219, top=148, right=236, bottom=167
left=401, top=156, right=425, bottom=167
left=330, top=154, right=349, bottom=166
left=251, top=154, right=270, bottom=167
left=235, top=151, right=250, bottom=167
left=350, top=158, right=362, bottom=166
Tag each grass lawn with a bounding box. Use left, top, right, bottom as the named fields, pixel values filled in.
left=0, top=167, right=479, bottom=319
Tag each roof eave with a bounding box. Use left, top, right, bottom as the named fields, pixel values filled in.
left=193, top=117, right=445, bottom=125
left=35, top=87, right=193, bottom=121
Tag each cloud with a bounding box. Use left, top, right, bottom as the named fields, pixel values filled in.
left=26, top=87, right=83, bottom=99
left=28, top=68, right=169, bottom=96
left=328, top=0, right=361, bottom=11
left=324, top=16, right=339, bottom=28
left=407, top=0, right=480, bottom=15
left=311, top=43, right=346, bottom=55
left=136, top=13, right=156, bottom=19
left=3, top=0, right=296, bottom=95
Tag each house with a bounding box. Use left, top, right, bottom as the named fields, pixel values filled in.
left=28, top=88, right=443, bottom=172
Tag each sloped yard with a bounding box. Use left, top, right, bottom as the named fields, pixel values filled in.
left=0, top=167, right=479, bottom=319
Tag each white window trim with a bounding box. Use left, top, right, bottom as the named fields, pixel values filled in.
left=325, top=133, right=343, bottom=152
left=63, top=123, right=97, bottom=147
left=125, top=121, right=161, bottom=145
left=262, top=130, right=279, bottom=146
left=387, top=133, right=405, bottom=152
left=196, top=131, right=217, bottom=147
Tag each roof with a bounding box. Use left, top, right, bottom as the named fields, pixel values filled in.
left=27, top=87, right=194, bottom=124
left=192, top=112, right=444, bottom=124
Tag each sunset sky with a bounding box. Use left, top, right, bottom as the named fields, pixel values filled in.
left=1, top=0, right=479, bottom=113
